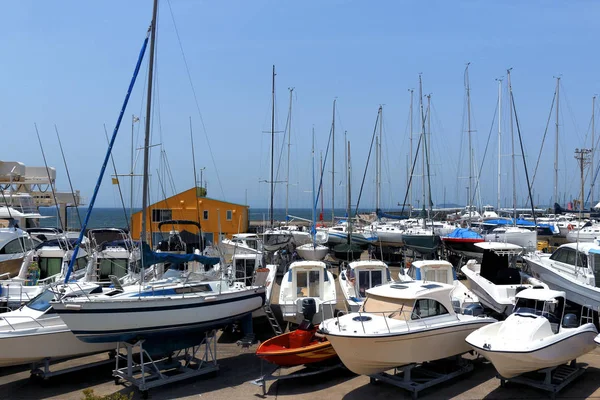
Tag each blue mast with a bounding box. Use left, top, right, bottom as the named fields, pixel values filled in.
left=64, top=30, right=150, bottom=283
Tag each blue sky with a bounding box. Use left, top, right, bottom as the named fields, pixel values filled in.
left=1, top=1, right=599, bottom=211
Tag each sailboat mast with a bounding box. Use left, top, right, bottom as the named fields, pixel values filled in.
left=141, top=0, right=158, bottom=248
left=409, top=89, right=414, bottom=214
left=507, top=69, right=517, bottom=224
left=270, top=65, right=276, bottom=228
left=419, top=74, right=425, bottom=226
left=554, top=76, right=560, bottom=206
left=347, top=141, right=352, bottom=243
left=465, top=63, right=472, bottom=222
left=497, top=78, right=502, bottom=212
left=376, top=106, right=382, bottom=210
left=320, top=151, right=324, bottom=221
left=344, top=130, right=348, bottom=216
left=592, top=95, right=596, bottom=207
left=312, top=127, right=315, bottom=230
left=426, top=95, right=431, bottom=213
left=286, top=87, right=293, bottom=220
left=332, top=99, right=336, bottom=224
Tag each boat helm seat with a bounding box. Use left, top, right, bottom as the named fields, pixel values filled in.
left=562, top=313, right=578, bottom=328
left=298, top=298, right=317, bottom=331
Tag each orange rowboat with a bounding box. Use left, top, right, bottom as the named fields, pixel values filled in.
left=256, top=326, right=337, bottom=367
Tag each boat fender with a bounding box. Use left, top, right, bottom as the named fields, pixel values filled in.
left=568, top=224, right=574, bottom=231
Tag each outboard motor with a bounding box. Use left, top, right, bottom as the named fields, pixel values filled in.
left=298, top=298, right=317, bottom=331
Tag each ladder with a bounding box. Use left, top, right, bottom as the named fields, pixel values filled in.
left=263, top=304, right=283, bottom=336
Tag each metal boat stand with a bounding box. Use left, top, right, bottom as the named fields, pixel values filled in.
left=250, top=360, right=343, bottom=396
left=369, top=357, right=474, bottom=400
left=498, top=360, right=587, bottom=400
left=113, top=330, right=219, bottom=399
left=30, top=351, right=116, bottom=380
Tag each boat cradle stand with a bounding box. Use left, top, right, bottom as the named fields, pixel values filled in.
left=30, top=351, right=116, bottom=380
left=369, top=356, right=474, bottom=400
left=498, top=360, right=587, bottom=400
left=113, top=330, right=219, bottom=399
left=250, top=360, right=343, bottom=396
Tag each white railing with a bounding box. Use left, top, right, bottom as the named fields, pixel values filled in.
left=0, top=315, right=45, bottom=331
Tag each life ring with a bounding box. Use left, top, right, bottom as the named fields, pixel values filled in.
left=567, top=224, right=574, bottom=231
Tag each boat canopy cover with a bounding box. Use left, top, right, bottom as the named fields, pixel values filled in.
left=376, top=208, right=408, bottom=220
left=141, top=243, right=219, bottom=268
left=588, top=247, right=600, bottom=255
left=445, top=228, right=483, bottom=239
left=484, top=218, right=554, bottom=229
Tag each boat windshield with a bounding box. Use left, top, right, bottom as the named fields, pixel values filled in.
left=513, top=297, right=562, bottom=324
left=26, top=289, right=56, bottom=312
left=361, top=293, right=414, bottom=320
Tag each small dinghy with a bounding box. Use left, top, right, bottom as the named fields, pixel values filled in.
left=256, top=299, right=337, bottom=367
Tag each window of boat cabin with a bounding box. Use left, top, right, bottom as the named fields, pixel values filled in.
left=590, top=253, right=600, bottom=287
left=152, top=209, right=172, bottom=223
left=514, top=296, right=563, bottom=324
left=412, top=298, right=449, bottom=319
left=226, top=210, right=232, bottom=221
left=361, top=293, right=414, bottom=320
left=0, top=237, right=35, bottom=254
left=550, top=248, right=587, bottom=268
left=39, top=257, right=62, bottom=278
left=296, top=270, right=320, bottom=297
left=358, top=269, right=383, bottom=297
left=99, top=258, right=127, bottom=281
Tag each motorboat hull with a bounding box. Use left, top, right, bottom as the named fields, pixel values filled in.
left=468, top=327, right=597, bottom=379
left=52, top=289, right=266, bottom=344
left=332, top=243, right=362, bottom=262
left=0, top=322, right=116, bottom=367
left=484, top=229, right=537, bottom=252
left=524, top=255, right=600, bottom=310
left=256, top=327, right=337, bottom=367
left=324, top=321, right=492, bottom=375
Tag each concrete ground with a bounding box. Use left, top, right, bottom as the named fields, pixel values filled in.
left=2, top=262, right=600, bottom=400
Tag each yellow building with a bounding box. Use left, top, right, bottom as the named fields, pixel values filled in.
left=131, top=187, right=249, bottom=246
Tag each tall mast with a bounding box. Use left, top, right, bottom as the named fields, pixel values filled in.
left=419, top=74, right=425, bottom=226
left=331, top=99, right=336, bottom=224
left=131, top=114, right=136, bottom=222
left=347, top=141, right=352, bottom=242
left=285, top=87, right=293, bottom=220
left=409, top=89, right=414, bottom=214
left=376, top=106, right=382, bottom=211
left=554, top=76, right=560, bottom=206
left=497, top=78, right=502, bottom=212
left=592, top=95, right=596, bottom=208
left=141, top=0, right=158, bottom=248
left=344, top=130, right=348, bottom=214
left=465, top=63, right=472, bottom=222
left=426, top=95, right=431, bottom=213
left=269, top=65, right=276, bottom=228
left=507, top=69, right=517, bottom=224
left=320, top=151, right=324, bottom=221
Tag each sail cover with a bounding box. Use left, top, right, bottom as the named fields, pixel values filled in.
left=141, top=243, right=220, bottom=269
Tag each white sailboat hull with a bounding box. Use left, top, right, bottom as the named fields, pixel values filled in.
left=484, top=228, right=537, bottom=252
left=296, top=244, right=329, bottom=261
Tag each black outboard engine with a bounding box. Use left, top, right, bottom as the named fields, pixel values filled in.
left=298, top=298, right=317, bottom=331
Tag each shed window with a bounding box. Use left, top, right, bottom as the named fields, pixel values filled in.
left=151, top=209, right=172, bottom=223
left=226, top=210, right=232, bottom=221
left=203, top=210, right=209, bottom=220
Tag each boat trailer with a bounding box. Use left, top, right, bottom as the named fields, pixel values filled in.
left=113, top=330, right=219, bottom=399
left=498, top=360, right=587, bottom=400
left=250, top=360, right=343, bottom=396
left=369, top=356, right=474, bottom=400
left=30, top=351, right=116, bottom=380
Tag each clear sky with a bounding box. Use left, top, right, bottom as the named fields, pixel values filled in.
left=1, top=1, right=599, bottom=212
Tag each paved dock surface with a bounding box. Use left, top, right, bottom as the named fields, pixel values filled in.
left=3, top=262, right=600, bottom=399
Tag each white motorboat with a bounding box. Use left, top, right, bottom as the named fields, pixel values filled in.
left=398, top=260, right=480, bottom=311
left=339, top=260, right=391, bottom=312
left=320, top=281, right=496, bottom=375
left=279, top=224, right=311, bottom=246
left=295, top=242, right=329, bottom=261
left=83, top=228, right=141, bottom=284
left=262, top=228, right=293, bottom=251
left=461, top=242, right=546, bottom=316
left=466, top=288, right=597, bottom=378
left=218, top=233, right=263, bottom=257
left=0, top=284, right=116, bottom=367
left=0, top=227, right=37, bottom=279
left=483, top=226, right=537, bottom=252
left=566, top=222, right=600, bottom=243
left=279, top=260, right=336, bottom=324
left=556, top=215, right=587, bottom=237
left=0, top=237, right=90, bottom=309
left=523, top=241, right=600, bottom=310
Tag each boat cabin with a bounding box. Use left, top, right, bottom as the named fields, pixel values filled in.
left=360, top=281, right=456, bottom=321
left=232, top=252, right=263, bottom=286
left=342, top=260, right=390, bottom=298
left=547, top=242, right=600, bottom=287
left=512, top=288, right=565, bottom=330
left=279, top=261, right=336, bottom=323
left=472, top=242, right=524, bottom=285
left=405, top=260, right=456, bottom=285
